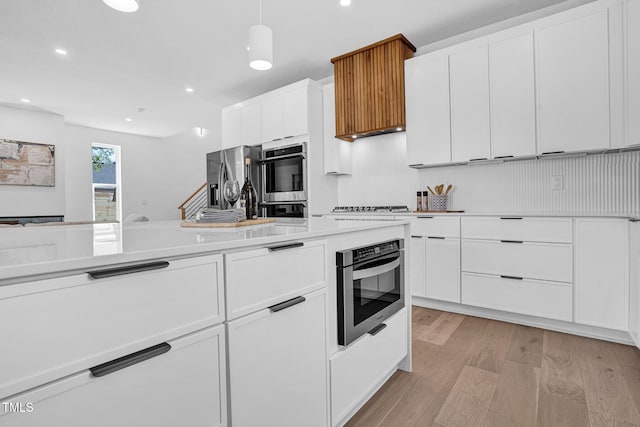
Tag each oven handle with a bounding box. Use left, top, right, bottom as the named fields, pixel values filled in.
left=259, top=153, right=306, bottom=163
left=353, top=258, right=400, bottom=281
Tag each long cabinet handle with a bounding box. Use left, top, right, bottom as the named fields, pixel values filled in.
left=90, top=343, right=171, bottom=378
left=500, top=275, right=523, bottom=280
left=469, top=158, right=488, bottom=162
left=267, top=242, right=304, bottom=252
left=500, top=240, right=523, bottom=244
left=417, top=216, right=434, bottom=219
left=269, top=296, right=306, bottom=313
left=494, top=155, right=514, bottom=159
left=500, top=217, right=523, bottom=220
left=408, top=163, right=424, bottom=168
left=428, top=236, right=446, bottom=240
left=368, top=323, right=387, bottom=336
left=541, top=151, right=565, bottom=156
left=87, top=261, right=170, bottom=279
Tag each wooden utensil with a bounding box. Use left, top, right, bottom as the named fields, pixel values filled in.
left=427, top=186, right=436, bottom=195
left=444, top=184, right=452, bottom=195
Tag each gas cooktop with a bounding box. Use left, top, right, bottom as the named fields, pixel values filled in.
left=331, top=206, right=410, bottom=213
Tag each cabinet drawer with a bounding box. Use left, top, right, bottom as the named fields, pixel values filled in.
left=225, top=240, right=325, bottom=319
left=462, top=273, right=572, bottom=321
left=411, top=216, right=460, bottom=238
left=462, top=217, right=572, bottom=243
left=462, top=240, right=572, bottom=282
left=330, top=308, right=407, bottom=426
left=0, top=326, right=227, bottom=427
left=0, top=255, right=223, bottom=400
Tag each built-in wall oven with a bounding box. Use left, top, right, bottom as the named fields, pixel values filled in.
left=261, top=201, right=307, bottom=218
left=261, top=142, right=307, bottom=203
left=336, top=239, right=405, bottom=346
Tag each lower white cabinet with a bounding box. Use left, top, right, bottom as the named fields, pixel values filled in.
left=330, top=308, right=407, bottom=427
left=410, top=236, right=426, bottom=297
left=629, top=220, right=640, bottom=347
left=425, top=237, right=460, bottom=303
left=227, top=288, right=328, bottom=427
left=575, top=219, right=629, bottom=331
left=0, top=325, right=227, bottom=427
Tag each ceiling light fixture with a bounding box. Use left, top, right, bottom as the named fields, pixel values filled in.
left=125, top=118, right=132, bottom=122
left=55, top=48, right=68, bottom=55
left=248, top=0, right=273, bottom=71
left=340, top=0, right=351, bottom=6
left=185, top=87, right=194, bottom=93
left=20, top=98, right=30, bottom=103
left=102, top=0, right=140, bottom=13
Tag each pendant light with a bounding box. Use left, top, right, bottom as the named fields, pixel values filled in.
left=102, top=0, right=139, bottom=13
left=248, top=0, right=273, bottom=70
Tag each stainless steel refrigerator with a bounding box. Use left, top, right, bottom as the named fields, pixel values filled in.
left=206, top=146, right=262, bottom=211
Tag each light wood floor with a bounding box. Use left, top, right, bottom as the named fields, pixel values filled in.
left=346, top=306, right=640, bottom=427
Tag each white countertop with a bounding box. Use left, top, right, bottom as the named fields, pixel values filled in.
left=322, top=211, right=640, bottom=219
left=0, top=218, right=409, bottom=282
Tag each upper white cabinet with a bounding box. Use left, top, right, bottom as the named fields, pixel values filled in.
left=450, top=45, right=491, bottom=162
left=626, top=0, right=640, bottom=146
left=283, top=86, right=309, bottom=138
left=260, top=95, right=284, bottom=143
left=221, top=106, right=242, bottom=150
left=405, top=54, right=452, bottom=167
left=241, top=102, right=261, bottom=147
left=535, top=10, right=611, bottom=154
left=489, top=32, right=537, bottom=158
left=322, top=83, right=352, bottom=175
left=575, top=218, right=629, bottom=331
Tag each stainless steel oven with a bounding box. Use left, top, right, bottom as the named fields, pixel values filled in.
left=336, top=239, right=404, bottom=346
left=261, top=142, right=307, bottom=203
left=261, top=201, right=307, bottom=218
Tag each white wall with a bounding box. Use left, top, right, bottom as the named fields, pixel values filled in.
left=0, top=105, right=65, bottom=217
left=337, top=133, right=640, bottom=215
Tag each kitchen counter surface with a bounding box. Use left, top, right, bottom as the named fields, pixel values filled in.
left=322, top=211, right=640, bottom=220
left=0, top=218, right=409, bottom=282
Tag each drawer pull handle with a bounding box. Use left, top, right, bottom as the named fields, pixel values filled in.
left=267, top=242, right=304, bottom=252
left=411, top=235, right=422, bottom=239
left=417, top=216, right=434, bottom=219
left=500, top=217, right=523, bottom=220
left=494, top=155, right=514, bottom=159
left=500, top=240, right=523, bottom=244
left=87, top=261, right=170, bottom=279
left=469, top=158, right=488, bottom=162
left=630, top=219, right=640, bottom=222
left=500, top=275, right=523, bottom=280
left=428, top=236, right=445, bottom=240
left=90, top=343, right=171, bottom=378
left=368, top=323, right=387, bottom=336
left=541, top=151, right=565, bottom=156
left=269, top=296, right=306, bottom=312
left=409, top=163, right=424, bottom=168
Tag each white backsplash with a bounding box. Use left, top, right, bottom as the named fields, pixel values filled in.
left=337, top=133, right=640, bottom=215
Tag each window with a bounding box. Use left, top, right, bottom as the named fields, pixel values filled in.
left=92, top=143, right=121, bottom=222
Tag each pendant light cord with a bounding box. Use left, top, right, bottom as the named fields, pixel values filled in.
left=259, top=0, right=262, bottom=24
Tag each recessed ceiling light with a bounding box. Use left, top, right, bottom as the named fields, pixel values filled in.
left=103, top=0, right=139, bottom=13
left=125, top=118, right=132, bottom=122
left=185, top=87, right=194, bottom=93
left=55, top=48, right=68, bottom=55
left=20, top=98, right=30, bottom=103
left=340, top=0, right=351, bottom=6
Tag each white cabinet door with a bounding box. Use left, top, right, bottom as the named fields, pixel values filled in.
left=630, top=221, right=640, bottom=347
left=405, top=54, right=452, bottom=166
left=489, top=33, right=536, bottom=158
left=241, top=102, right=261, bottom=146
left=323, top=83, right=352, bottom=175
left=575, top=219, right=629, bottom=331
left=410, top=236, right=426, bottom=297
left=535, top=11, right=610, bottom=154
left=227, top=288, right=328, bottom=427
left=627, top=0, right=640, bottom=146
left=221, top=106, right=241, bottom=149
left=260, top=95, right=284, bottom=143
left=283, top=86, right=309, bottom=138
left=450, top=45, right=491, bottom=162
left=425, top=237, right=461, bottom=303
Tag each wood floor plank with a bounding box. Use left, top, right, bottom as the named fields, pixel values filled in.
left=480, top=361, right=540, bottom=427
left=506, top=324, right=544, bottom=367
left=416, top=311, right=465, bottom=346
left=537, top=389, right=590, bottom=427
left=620, top=365, right=640, bottom=423
left=611, top=342, right=640, bottom=368
left=540, top=330, right=587, bottom=403
left=434, top=365, right=500, bottom=427
left=571, top=335, right=640, bottom=425
left=468, top=319, right=515, bottom=374
left=588, top=411, right=640, bottom=427
left=411, top=305, right=443, bottom=327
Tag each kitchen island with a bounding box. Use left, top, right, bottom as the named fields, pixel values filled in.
left=0, top=218, right=411, bottom=427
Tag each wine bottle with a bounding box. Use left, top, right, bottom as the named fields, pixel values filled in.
left=241, top=158, right=258, bottom=220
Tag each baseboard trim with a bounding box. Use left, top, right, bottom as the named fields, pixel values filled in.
left=412, top=296, right=635, bottom=346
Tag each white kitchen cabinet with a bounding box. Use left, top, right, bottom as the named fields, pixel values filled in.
left=260, top=95, right=284, bottom=142
left=283, top=85, right=309, bottom=138
left=489, top=32, right=536, bottom=159
left=410, top=236, right=426, bottom=297
left=241, top=102, right=261, bottom=146
left=323, top=83, right=352, bottom=175
left=535, top=10, right=611, bottom=154
left=227, top=288, right=328, bottom=427
left=462, top=216, right=572, bottom=244
left=411, top=216, right=460, bottom=238
left=0, top=325, right=227, bottom=427
left=575, top=218, right=629, bottom=331
left=221, top=106, right=242, bottom=149
left=425, top=237, right=460, bottom=303
left=629, top=220, right=640, bottom=347
left=405, top=54, right=452, bottom=167
left=450, top=45, right=491, bottom=163
left=626, top=0, right=640, bottom=146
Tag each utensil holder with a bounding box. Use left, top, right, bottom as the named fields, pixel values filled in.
left=430, top=195, right=448, bottom=211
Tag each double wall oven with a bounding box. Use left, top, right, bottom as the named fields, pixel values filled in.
left=260, top=141, right=308, bottom=218
left=337, top=239, right=405, bottom=346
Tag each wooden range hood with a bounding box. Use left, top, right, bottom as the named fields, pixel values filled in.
left=331, top=34, right=416, bottom=142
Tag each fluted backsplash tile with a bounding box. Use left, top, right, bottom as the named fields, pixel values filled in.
left=337, top=133, right=640, bottom=215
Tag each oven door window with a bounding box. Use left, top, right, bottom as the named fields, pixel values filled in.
left=265, top=157, right=303, bottom=193
left=352, top=254, right=401, bottom=326
left=264, top=204, right=305, bottom=218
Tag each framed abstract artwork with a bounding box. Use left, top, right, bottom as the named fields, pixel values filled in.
left=0, top=139, right=55, bottom=187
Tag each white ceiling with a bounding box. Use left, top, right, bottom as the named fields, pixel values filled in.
left=0, top=0, right=581, bottom=138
